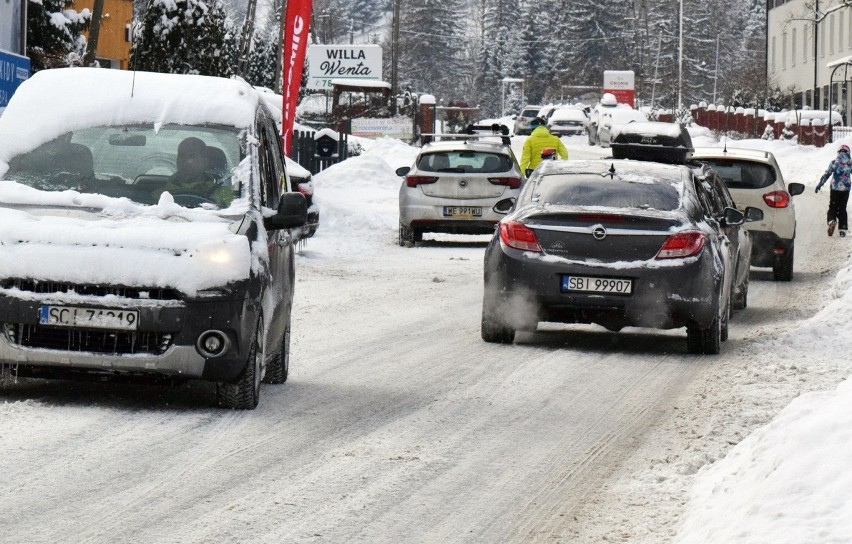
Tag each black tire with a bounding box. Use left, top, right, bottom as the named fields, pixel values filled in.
left=686, top=315, right=721, bottom=355
left=732, top=280, right=748, bottom=311
left=399, top=224, right=415, bottom=247
left=481, top=297, right=515, bottom=344
left=721, top=304, right=730, bottom=342
left=262, top=323, right=290, bottom=384
left=216, top=319, right=262, bottom=410
left=773, top=246, right=794, bottom=282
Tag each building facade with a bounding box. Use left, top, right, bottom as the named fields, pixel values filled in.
left=77, top=0, right=134, bottom=70
left=767, top=0, right=852, bottom=123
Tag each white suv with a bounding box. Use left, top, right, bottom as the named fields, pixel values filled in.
left=692, top=147, right=805, bottom=281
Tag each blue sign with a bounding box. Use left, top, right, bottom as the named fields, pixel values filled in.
left=0, top=49, right=30, bottom=110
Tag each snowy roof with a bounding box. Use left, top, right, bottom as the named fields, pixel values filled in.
left=0, top=68, right=260, bottom=163
left=330, top=79, right=391, bottom=89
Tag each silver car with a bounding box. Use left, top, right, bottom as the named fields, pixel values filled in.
left=397, top=138, right=524, bottom=246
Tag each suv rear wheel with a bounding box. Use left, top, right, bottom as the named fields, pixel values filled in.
left=773, top=245, right=794, bottom=281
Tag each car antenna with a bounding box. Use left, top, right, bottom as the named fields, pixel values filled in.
left=608, top=163, right=616, bottom=178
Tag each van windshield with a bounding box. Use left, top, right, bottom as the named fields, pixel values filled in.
left=4, top=124, right=244, bottom=209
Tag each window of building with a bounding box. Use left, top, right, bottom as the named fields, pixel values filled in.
left=792, top=28, right=796, bottom=67
left=803, top=25, right=809, bottom=64
left=839, top=12, right=845, bottom=52
left=771, top=36, right=776, bottom=73
left=829, top=14, right=834, bottom=54
left=820, top=20, right=826, bottom=57
left=782, top=31, right=787, bottom=69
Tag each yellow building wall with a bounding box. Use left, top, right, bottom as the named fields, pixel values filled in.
left=77, top=0, right=134, bottom=70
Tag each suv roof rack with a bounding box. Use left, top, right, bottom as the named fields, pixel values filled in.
left=421, top=123, right=511, bottom=146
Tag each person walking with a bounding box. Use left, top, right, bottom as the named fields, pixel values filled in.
left=816, top=144, right=852, bottom=237
left=520, top=117, right=568, bottom=176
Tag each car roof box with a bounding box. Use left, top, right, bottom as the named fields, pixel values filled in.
left=611, top=121, right=694, bottom=164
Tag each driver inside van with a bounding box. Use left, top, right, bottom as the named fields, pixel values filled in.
left=158, top=136, right=235, bottom=207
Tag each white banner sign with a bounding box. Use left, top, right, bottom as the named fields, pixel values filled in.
left=351, top=117, right=412, bottom=140
left=307, top=45, right=382, bottom=90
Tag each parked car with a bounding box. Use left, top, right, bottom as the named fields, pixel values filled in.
left=547, top=108, right=589, bottom=136
left=597, top=108, right=649, bottom=147
left=612, top=121, right=758, bottom=310
left=481, top=158, right=754, bottom=354
left=284, top=156, right=320, bottom=240
left=0, top=68, right=308, bottom=409
left=587, top=93, right=619, bottom=145
left=513, top=105, right=543, bottom=136
left=692, top=147, right=805, bottom=281
left=398, top=127, right=523, bottom=246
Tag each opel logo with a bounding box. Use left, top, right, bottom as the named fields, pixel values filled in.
left=459, top=179, right=468, bottom=188
left=592, top=224, right=607, bottom=240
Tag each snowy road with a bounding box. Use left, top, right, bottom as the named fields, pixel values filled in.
left=2, top=138, right=850, bottom=543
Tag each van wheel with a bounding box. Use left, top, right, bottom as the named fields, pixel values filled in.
left=217, top=319, right=262, bottom=409
left=773, top=246, right=794, bottom=281
left=262, top=323, right=289, bottom=384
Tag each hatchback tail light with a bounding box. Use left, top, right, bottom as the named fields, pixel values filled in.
left=488, top=177, right=522, bottom=189
left=499, top=221, right=542, bottom=252
left=763, top=190, right=790, bottom=208
left=406, top=175, right=439, bottom=188
left=655, top=231, right=706, bottom=259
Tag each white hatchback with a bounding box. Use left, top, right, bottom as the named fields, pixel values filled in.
left=692, top=147, right=805, bottom=281
left=397, top=137, right=523, bottom=246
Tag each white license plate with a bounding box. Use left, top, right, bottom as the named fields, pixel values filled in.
left=561, top=275, right=633, bottom=294
left=39, top=305, right=139, bottom=331
left=444, top=206, right=482, bottom=217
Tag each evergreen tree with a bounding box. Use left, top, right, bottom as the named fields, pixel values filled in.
left=131, top=0, right=238, bottom=77
left=27, top=0, right=90, bottom=72
left=475, top=0, right=522, bottom=116
left=395, top=0, right=470, bottom=101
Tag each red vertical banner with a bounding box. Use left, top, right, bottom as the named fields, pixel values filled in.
left=281, top=0, right=312, bottom=156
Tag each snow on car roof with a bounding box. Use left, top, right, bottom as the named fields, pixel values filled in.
left=619, top=121, right=683, bottom=138
left=549, top=108, right=588, bottom=121
left=0, top=68, right=260, bottom=165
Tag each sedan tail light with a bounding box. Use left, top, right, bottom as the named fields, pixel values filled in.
left=488, top=177, right=522, bottom=189
left=763, top=190, right=790, bottom=208
left=499, top=221, right=542, bottom=252
left=655, top=231, right=706, bottom=259
left=406, top=175, right=439, bottom=188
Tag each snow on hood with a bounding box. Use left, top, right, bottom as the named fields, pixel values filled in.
left=0, top=189, right=252, bottom=296
left=0, top=68, right=259, bottom=166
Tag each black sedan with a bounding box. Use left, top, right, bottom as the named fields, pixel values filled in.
left=481, top=159, right=752, bottom=354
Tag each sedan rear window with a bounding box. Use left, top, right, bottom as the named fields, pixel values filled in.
left=521, top=109, right=541, bottom=117
left=698, top=159, right=776, bottom=189
left=533, top=174, right=681, bottom=211
left=417, top=151, right=512, bottom=173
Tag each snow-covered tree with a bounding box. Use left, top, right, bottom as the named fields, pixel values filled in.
left=131, top=0, right=238, bottom=77
left=27, top=0, right=91, bottom=72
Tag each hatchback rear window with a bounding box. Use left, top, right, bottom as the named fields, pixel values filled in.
left=417, top=151, right=512, bottom=173
left=699, top=159, right=776, bottom=189
left=533, top=174, right=681, bottom=211
left=521, top=109, right=541, bottom=118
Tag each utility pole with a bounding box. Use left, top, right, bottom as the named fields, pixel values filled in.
left=677, top=0, right=683, bottom=111
left=237, top=0, right=260, bottom=77
left=83, top=0, right=105, bottom=66
left=273, top=0, right=286, bottom=93
left=712, top=35, right=720, bottom=104
left=650, top=31, right=662, bottom=108
left=390, top=0, right=401, bottom=114
left=813, top=0, right=819, bottom=108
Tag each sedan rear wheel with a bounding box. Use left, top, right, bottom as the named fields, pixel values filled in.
left=399, top=224, right=416, bottom=247
left=686, top=314, right=721, bottom=355
left=481, top=297, right=515, bottom=344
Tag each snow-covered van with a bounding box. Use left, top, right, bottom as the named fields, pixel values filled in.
left=0, top=68, right=307, bottom=409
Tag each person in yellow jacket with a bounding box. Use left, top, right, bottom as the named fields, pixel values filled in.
left=520, top=117, right=568, bottom=175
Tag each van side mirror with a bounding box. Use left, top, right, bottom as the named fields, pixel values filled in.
left=395, top=166, right=411, bottom=177
left=721, top=206, right=745, bottom=226
left=492, top=198, right=516, bottom=214
left=265, top=192, right=307, bottom=230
